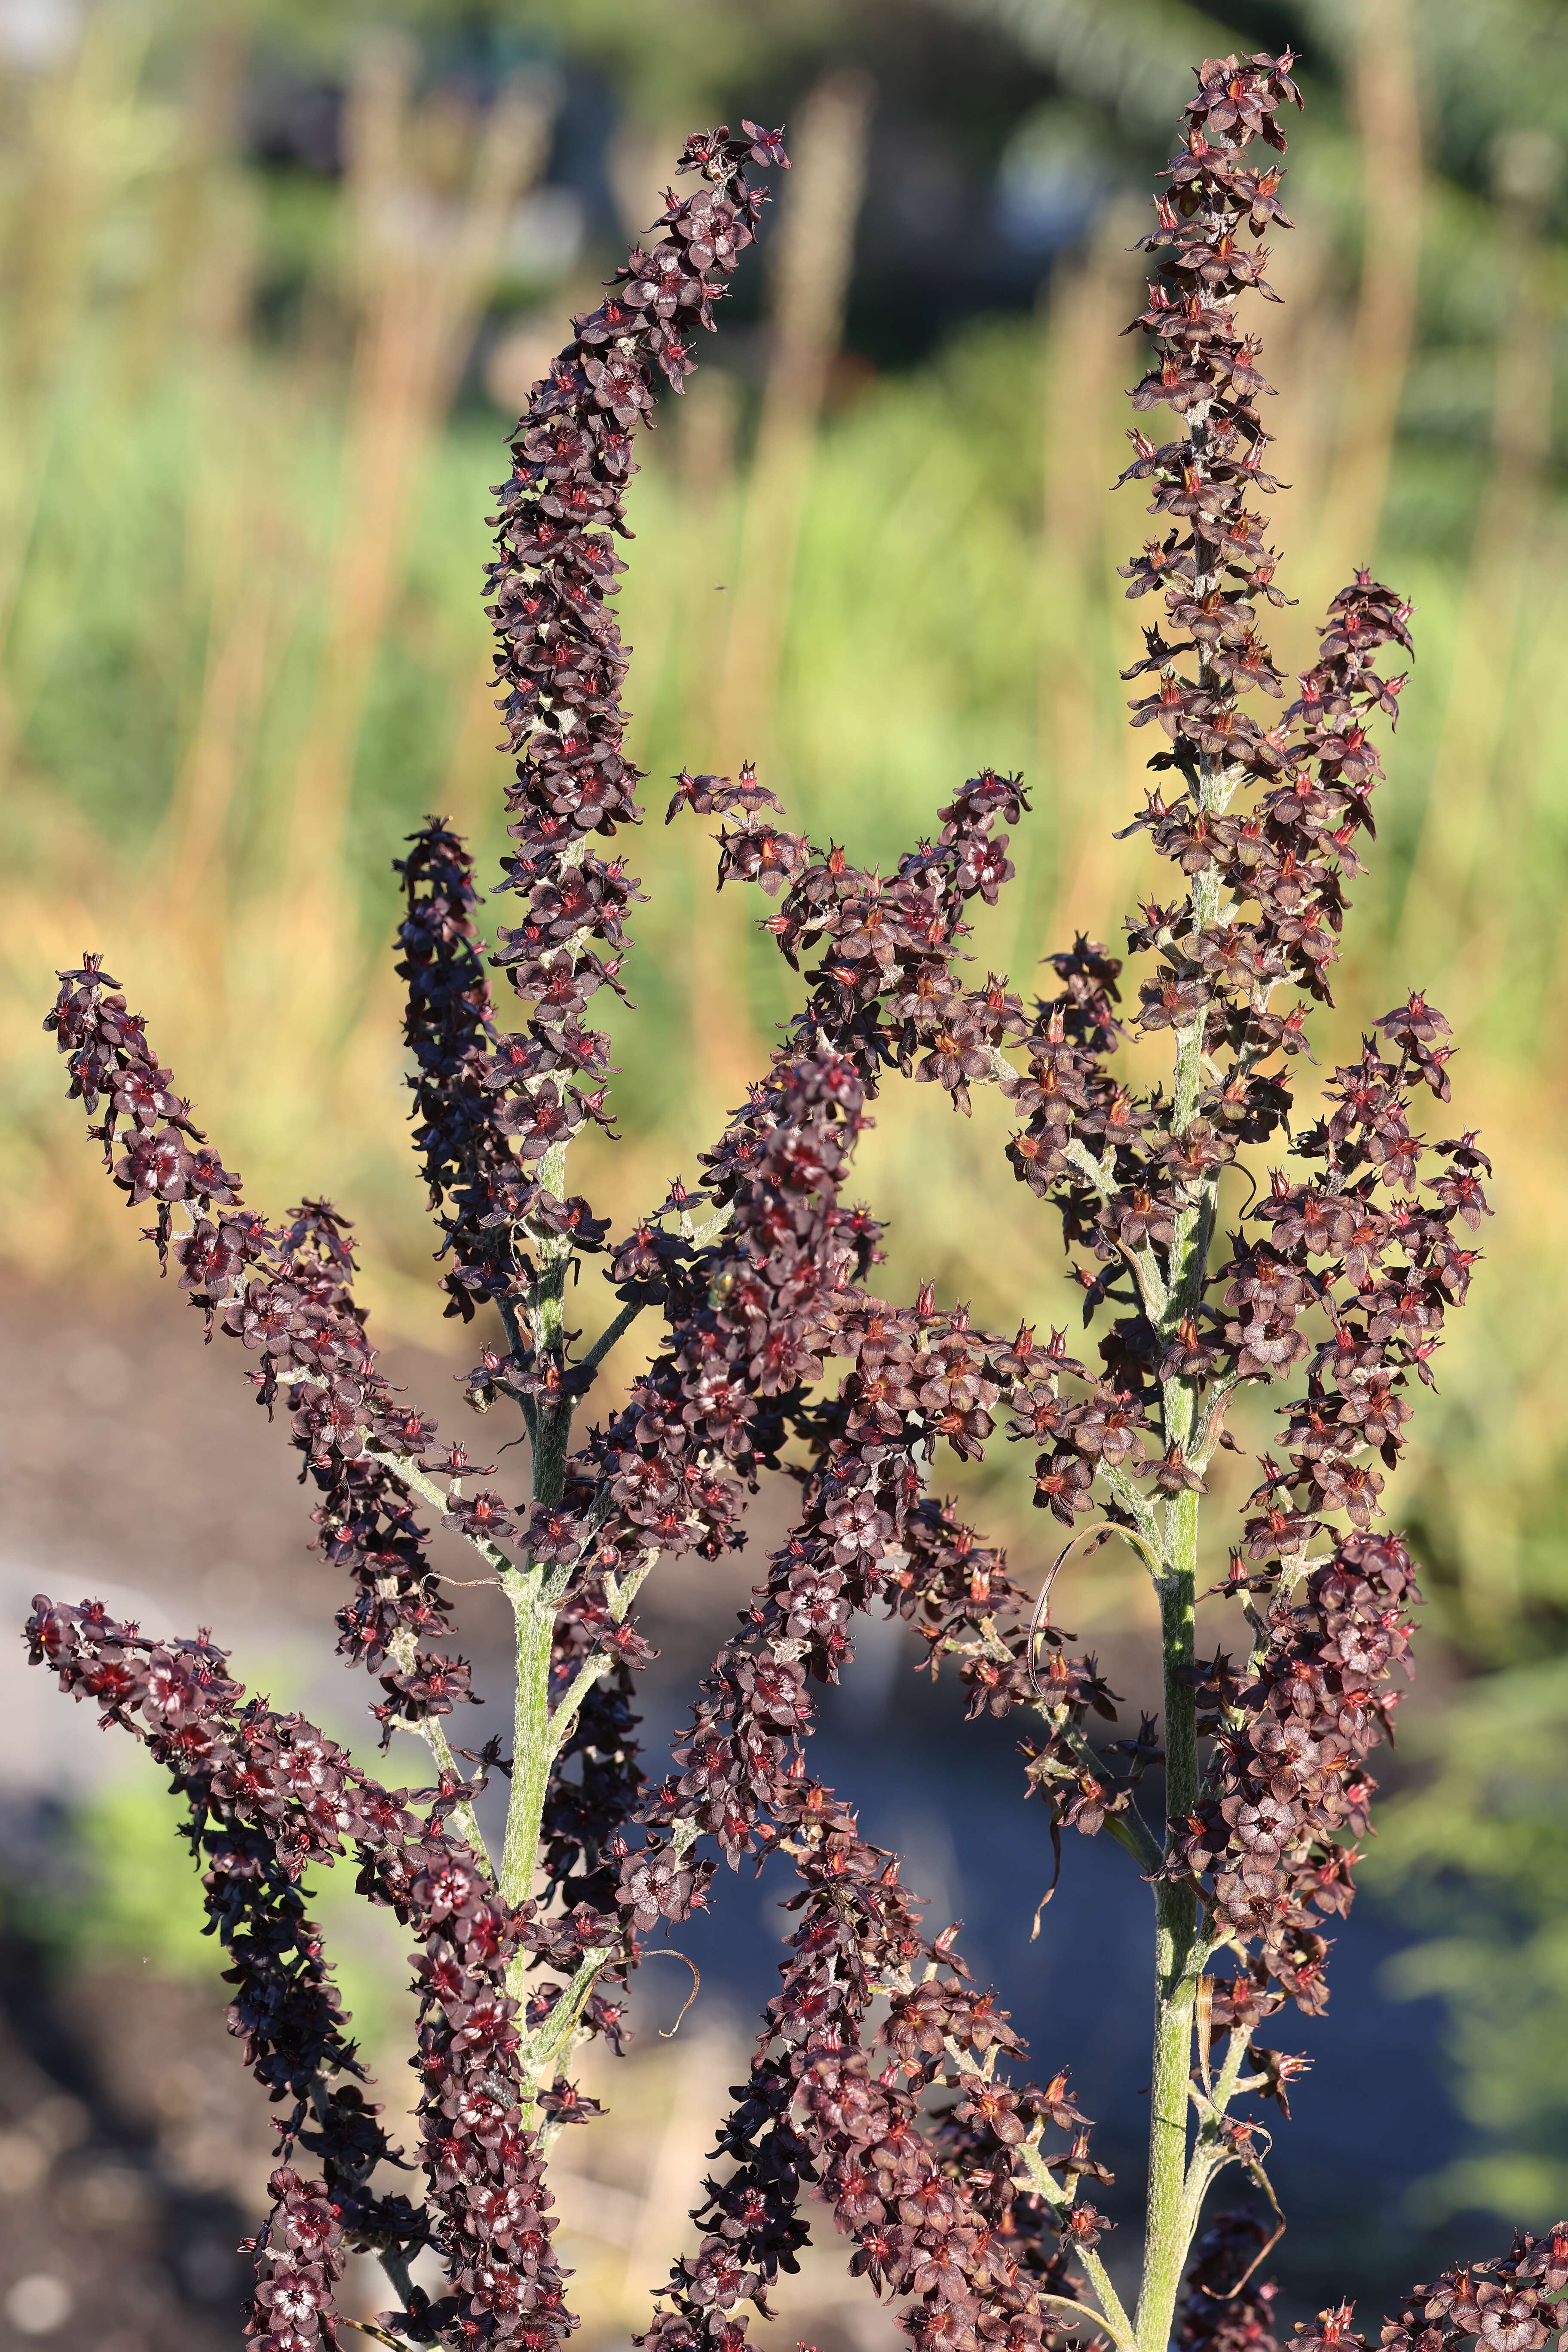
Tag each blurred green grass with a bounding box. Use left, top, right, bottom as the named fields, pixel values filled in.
left=4, top=0, right=1568, bottom=2226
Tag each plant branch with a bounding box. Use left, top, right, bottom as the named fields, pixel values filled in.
left=1014, top=2150, right=1139, bottom=2349
left=1058, top=1722, right=1164, bottom=1875
left=412, top=1707, right=492, bottom=1876
left=548, top=1651, right=609, bottom=1754
left=1041, top=2291, right=1138, bottom=2352
left=369, top=2247, right=425, bottom=2346
left=342, top=2320, right=418, bottom=2349
left=577, top=1298, right=644, bottom=1378
left=1101, top=1462, right=1163, bottom=1549
left=1076, top=2251, right=1139, bottom=2350
left=604, top=1550, right=657, bottom=1622
left=1067, top=1138, right=1170, bottom=1319
left=1188, top=1371, right=1240, bottom=1472
left=495, top=1292, right=541, bottom=1447
left=263, top=1369, right=519, bottom=1584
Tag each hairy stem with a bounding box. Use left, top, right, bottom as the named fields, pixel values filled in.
left=578, top=1298, right=644, bottom=1378
left=1136, top=1483, right=1203, bottom=2352
left=1136, top=761, right=1224, bottom=2346
left=1016, top=2150, right=1141, bottom=2352
left=1126, top=335, right=1254, bottom=2340
left=500, top=1563, right=555, bottom=2012
left=401, top=1667, right=492, bottom=1873
left=496, top=1129, right=582, bottom=2071
left=1043, top=2291, right=1139, bottom=2352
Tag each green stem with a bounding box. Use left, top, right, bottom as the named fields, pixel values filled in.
left=416, top=1712, right=491, bottom=1875
left=499, top=1131, right=574, bottom=1819
left=500, top=1565, right=555, bottom=1961
left=496, top=1564, right=567, bottom=2132
left=495, top=1136, right=597, bottom=2106
left=525, top=1941, right=612, bottom=2070
left=1018, top=2147, right=1140, bottom=2352
left=1068, top=1138, right=1170, bottom=1320
left=1060, top=1721, right=1164, bottom=1875
left=1134, top=754, right=1221, bottom=2344
left=1102, top=1461, right=1163, bottom=1548
left=1136, top=1591, right=1201, bottom=2352
left=548, top=1651, right=610, bottom=1749
left=578, top=1298, right=643, bottom=1378
left=1078, top=2248, right=1139, bottom=2352
left=1133, top=1430, right=1204, bottom=2351
left=1044, top=2292, right=1139, bottom=2352
left=482, top=1049, right=742, bottom=2122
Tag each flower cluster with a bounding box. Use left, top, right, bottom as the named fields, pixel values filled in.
left=1292, top=2226, right=1568, bottom=2352
left=46, top=955, right=484, bottom=1743
left=640, top=1731, right=1095, bottom=2352
left=508, top=769, right=1036, bottom=1921
left=492, top=755, right=1144, bottom=2340
left=1180, top=1531, right=1418, bottom=2021
left=429, top=124, right=787, bottom=1326
left=591, top=1151, right=1137, bottom=2352
left=865, top=49, right=1488, bottom=2006
left=395, top=818, right=525, bottom=1320
left=989, top=56, right=1439, bottom=1437
left=243, top=2170, right=354, bottom=2352
left=505, top=744, right=1170, bottom=1991
left=25, top=1594, right=577, bottom=2352
left=1177, top=2213, right=1280, bottom=2352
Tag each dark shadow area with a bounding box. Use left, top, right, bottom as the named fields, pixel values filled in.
left=0, top=1889, right=252, bottom=2348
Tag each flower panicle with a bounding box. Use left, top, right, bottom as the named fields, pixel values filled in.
left=26, top=1592, right=572, bottom=2352
left=463, top=128, right=787, bottom=1316
left=44, top=959, right=482, bottom=1743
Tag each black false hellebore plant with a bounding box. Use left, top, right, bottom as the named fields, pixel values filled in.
left=30, top=55, right=1530, bottom=2352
